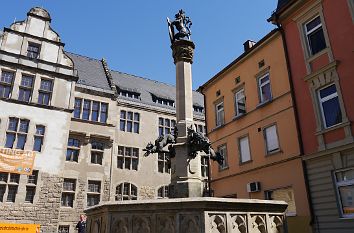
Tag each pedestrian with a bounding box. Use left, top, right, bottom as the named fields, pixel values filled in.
left=76, top=214, right=86, bottom=233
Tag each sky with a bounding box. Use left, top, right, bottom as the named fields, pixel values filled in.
left=0, top=1, right=278, bottom=90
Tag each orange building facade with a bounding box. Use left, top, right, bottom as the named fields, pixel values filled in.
left=199, top=30, right=311, bottom=233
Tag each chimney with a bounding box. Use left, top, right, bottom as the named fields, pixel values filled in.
left=243, top=40, right=256, bottom=52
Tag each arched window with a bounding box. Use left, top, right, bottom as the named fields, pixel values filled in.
left=157, top=185, right=169, bottom=199
left=115, top=183, right=137, bottom=201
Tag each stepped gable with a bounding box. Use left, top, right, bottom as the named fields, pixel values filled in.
left=66, top=52, right=112, bottom=91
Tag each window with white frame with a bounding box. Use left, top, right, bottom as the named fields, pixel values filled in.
left=115, top=183, right=137, bottom=201
left=25, top=170, right=38, bottom=203
left=5, top=118, right=29, bottom=150
left=317, top=84, right=342, bottom=128
left=264, top=125, right=280, bottom=154
left=235, top=88, right=246, bottom=116
left=158, top=117, right=176, bottom=136
left=66, top=138, right=80, bottom=162
left=258, top=73, right=272, bottom=103
left=215, top=102, right=224, bottom=127
left=117, top=146, right=139, bottom=170
left=239, top=136, right=251, bottom=163
left=91, top=141, right=104, bottom=165
left=87, top=180, right=101, bottom=207
left=61, top=178, right=76, bottom=207
left=33, top=125, right=45, bottom=152
left=38, top=79, right=53, bottom=105
left=27, top=43, right=40, bottom=59
left=304, top=15, right=327, bottom=56
left=18, top=75, right=34, bottom=103
left=217, top=144, right=228, bottom=170
left=157, top=185, right=169, bottom=198
left=158, top=153, right=170, bottom=173
left=0, top=71, right=14, bottom=99
left=334, top=168, right=354, bottom=218
left=120, top=110, right=140, bottom=133
left=201, top=156, right=209, bottom=178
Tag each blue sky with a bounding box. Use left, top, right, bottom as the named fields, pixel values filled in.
left=0, top=1, right=278, bottom=89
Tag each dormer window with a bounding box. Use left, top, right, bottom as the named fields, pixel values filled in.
left=152, top=94, right=175, bottom=107
left=118, top=90, right=140, bottom=99
left=27, top=43, right=40, bottom=59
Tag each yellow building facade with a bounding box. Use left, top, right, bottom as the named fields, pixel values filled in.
left=199, top=29, right=312, bottom=233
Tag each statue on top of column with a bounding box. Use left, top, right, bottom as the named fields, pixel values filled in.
left=167, top=9, right=192, bottom=44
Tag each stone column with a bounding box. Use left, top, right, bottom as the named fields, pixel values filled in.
left=170, top=40, right=203, bottom=198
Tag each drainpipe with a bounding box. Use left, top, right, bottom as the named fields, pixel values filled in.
left=273, top=14, right=317, bottom=232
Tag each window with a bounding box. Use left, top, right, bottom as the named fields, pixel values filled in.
left=158, top=153, right=170, bottom=173
left=201, top=156, right=209, bottom=178
left=100, top=103, right=108, bottom=123
left=235, top=89, right=246, bottom=116
left=195, top=124, right=206, bottom=135
left=120, top=110, right=140, bottom=133
left=27, top=43, right=40, bottom=59
left=334, top=168, right=354, bottom=218
left=117, top=146, right=139, bottom=170
left=61, top=179, right=76, bottom=207
left=239, top=136, right=251, bottom=163
left=82, top=99, right=91, bottom=120
left=0, top=173, right=20, bottom=203
left=0, top=71, right=14, bottom=99
left=87, top=180, right=101, bottom=207
left=258, top=73, right=272, bottom=103
left=91, top=101, right=100, bottom=121
left=157, top=185, right=169, bottom=198
left=5, top=118, right=29, bottom=150
left=33, top=125, right=45, bottom=152
left=152, top=95, right=175, bottom=107
left=25, top=170, right=38, bottom=203
left=74, top=98, right=82, bottom=118
left=119, top=90, right=140, bottom=99
left=264, top=125, right=280, bottom=154
left=115, top=183, right=137, bottom=201
left=58, top=225, right=70, bottom=233
left=218, top=145, right=228, bottom=170
left=305, top=16, right=326, bottom=56
left=18, top=75, right=34, bottom=102
left=38, top=79, right=53, bottom=105
left=91, top=141, right=104, bottom=165
left=158, top=117, right=176, bottom=136
left=215, top=102, right=224, bottom=127
left=66, top=138, right=80, bottom=162
left=318, top=84, right=342, bottom=128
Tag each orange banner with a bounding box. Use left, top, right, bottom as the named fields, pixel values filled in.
left=0, top=148, right=36, bottom=175
left=0, top=223, right=40, bottom=232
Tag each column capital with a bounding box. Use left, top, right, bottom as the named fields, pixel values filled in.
left=171, top=40, right=195, bottom=64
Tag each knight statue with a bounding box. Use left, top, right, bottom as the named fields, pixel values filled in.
left=167, top=9, right=192, bottom=44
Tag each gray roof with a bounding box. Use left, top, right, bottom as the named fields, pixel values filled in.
left=276, top=0, right=292, bottom=12
left=66, top=51, right=204, bottom=111
left=111, top=70, right=204, bottom=111
left=66, top=52, right=112, bottom=91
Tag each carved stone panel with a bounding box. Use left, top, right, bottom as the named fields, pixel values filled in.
left=157, top=215, right=175, bottom=233
left=230, top=214, right=247, bottom=233
left=209, top=214, right=227, bottom=233
left=250, top=214, right=267, bottom=233
left=268, top=215, right=284, bottom=233
left=112, top=216, right=130, bottom=233
left=180, top=215, right=201, bottom=233
left=133, top=215, right=152, bottom=233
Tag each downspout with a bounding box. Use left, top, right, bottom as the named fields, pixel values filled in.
left=198, top=86, right=213, bottom=197
left=273, top=14, right=317, bottom=231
